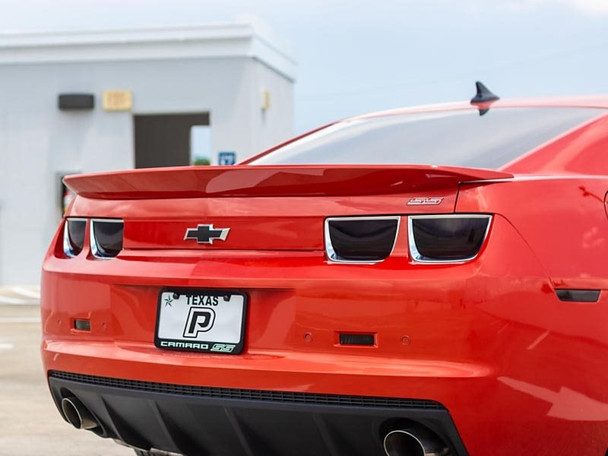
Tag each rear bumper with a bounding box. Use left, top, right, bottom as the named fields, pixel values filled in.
left=49, top=371, right=468, bottom=456
left=41, top=215, right=608, bottom=455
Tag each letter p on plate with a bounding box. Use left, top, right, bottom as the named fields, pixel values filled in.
left=183, top=307, right=216, bottom=338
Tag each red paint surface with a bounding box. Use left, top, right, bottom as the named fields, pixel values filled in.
left=42, top=97, right=608, bottom=455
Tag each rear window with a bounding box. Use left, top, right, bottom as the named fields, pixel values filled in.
left=250, top=107, right=604, bottom=169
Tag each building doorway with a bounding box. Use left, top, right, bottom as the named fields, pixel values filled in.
left=134, top=113, right=210, bottom=168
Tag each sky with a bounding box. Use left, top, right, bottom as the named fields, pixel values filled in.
left=1, top=0, right=607, bottom=134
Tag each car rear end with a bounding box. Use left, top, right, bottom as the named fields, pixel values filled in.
left=42, top=104, right=608, bottom=456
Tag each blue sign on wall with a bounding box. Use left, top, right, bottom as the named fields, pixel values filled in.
left=218, top=151, right=237, bottom=166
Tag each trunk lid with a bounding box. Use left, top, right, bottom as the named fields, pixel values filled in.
left=65, top=165, right=511, bottom=251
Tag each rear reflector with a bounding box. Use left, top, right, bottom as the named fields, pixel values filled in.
left=73, top=319, right=91, bottom=331
left=408, top=215, right=491, bottom=263
left=63, top=218, right=86, bottom=257
left=325, top=216, right=399, bottom=263
left=339, top=333, right=375, bottom=346
left=90, top=219, right=123, bottom=258
left=555, top=289, right=600, bottom=302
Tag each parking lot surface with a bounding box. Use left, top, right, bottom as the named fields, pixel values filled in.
left=0, top=302, right=131, bottom=456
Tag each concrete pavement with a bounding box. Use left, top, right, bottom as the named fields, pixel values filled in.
left=0, top=301, right=132, bottom=456
left=0, top=286, right=40, bottom=305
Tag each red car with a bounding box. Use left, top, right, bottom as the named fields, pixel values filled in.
left=42, top=84, right=608, bottom=456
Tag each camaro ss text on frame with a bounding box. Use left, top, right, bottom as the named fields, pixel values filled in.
left=41, top=84, right=608, bottom=456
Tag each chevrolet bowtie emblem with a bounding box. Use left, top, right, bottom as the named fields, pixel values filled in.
left=184, top=224, right=230, bottom=245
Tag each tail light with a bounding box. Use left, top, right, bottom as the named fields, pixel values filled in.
left=408, top=215, right=492, bottom=263
left=90, top=219, right=123, bottom=258
left=63, top=218, right=86, bottom=257
left=325, top=216, right=399, bottom=263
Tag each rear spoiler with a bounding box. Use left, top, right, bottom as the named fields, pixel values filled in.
left=64, top=165, right=513, bottom=200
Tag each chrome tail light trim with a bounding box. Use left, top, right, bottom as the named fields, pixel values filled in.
left=407, top=214, right=493, bottom=264
left=90, top=218, right=124, bottom=259
left=325, top=215, right=401, bottom=264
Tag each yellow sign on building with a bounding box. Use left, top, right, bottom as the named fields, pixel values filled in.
left=102, top=90, right=133, bottom=111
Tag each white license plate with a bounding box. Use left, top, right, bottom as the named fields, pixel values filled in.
left=155, top=289, right=246, bottom=354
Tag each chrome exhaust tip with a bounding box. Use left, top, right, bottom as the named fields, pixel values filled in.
left=61, top=396, right=99, bottom=430
left=383, top=426, right=449, bottom=456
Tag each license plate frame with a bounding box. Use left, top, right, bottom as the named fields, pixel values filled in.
left=154, top=288, right=247, bottom=354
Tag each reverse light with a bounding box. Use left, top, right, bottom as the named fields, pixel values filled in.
left=90, top=219, right=123, bottom=258
left=63, top=218, right=87, bottom=257
left=408, top=215, right=492, bottom=263
left=325, top=216, right=399, bottom=263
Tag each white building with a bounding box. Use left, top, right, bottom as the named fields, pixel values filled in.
left=0, top=18, right=296, bottom=285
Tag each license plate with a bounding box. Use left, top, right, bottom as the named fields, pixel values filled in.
left=155, top=289, right=246, bottom=354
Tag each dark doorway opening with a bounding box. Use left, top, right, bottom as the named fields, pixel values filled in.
left=134, top=113, right=210, bottom=168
